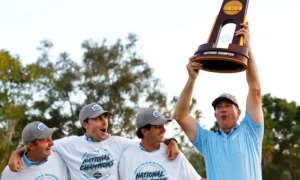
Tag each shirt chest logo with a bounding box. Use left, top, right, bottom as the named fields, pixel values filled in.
left=80, top=148, right=114, bottom=179
left=134, top=161, right=168, bottom=180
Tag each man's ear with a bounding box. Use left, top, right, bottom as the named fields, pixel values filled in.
left=26, top=143, right=34, bottom=151
left=141, top=128, right=149, bottom=137
left=82, top=121, right=89, bottom=130
left=237, top=108, right=241, bottom=118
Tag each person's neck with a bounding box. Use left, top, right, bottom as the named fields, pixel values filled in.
left=222, top=128, right=232, bottom=135
left=85, top=133, right=102, bottom=142
left=141, top=140, right=160, bottom=152
left=26, top=151, right=46, bottom=163
left=222, top=124, right=237, bottom=135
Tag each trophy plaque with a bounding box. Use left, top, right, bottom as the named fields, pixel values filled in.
left=194, top=0, right=249, bottom=73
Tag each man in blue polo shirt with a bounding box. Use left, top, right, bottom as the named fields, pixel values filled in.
left=173, top=22, right=264, bottom=180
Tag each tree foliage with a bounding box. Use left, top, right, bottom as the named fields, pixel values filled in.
left=0, top=34, right=167, bottom=172
left=261, top=94, right=300, bottom=179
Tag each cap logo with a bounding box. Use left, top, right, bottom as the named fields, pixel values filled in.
left=220, top=93, right=230, bottom=98
left=37, top=123, right=47, bottom=131
left=92, top=104, right=101, bottom=112
left=152, top=110, right=161, bottom=118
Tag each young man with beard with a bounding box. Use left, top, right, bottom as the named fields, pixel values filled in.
left=1, top=121, right=69, bottom=180
left=8, top=103, right=179, bottom=180
left=173, top=22, right=264, bottom=180
left=118, top=107, right=205, bottom=180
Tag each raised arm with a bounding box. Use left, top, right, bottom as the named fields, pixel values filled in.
left=173, top=57, right=203, bottom=142
left=236, top=22, right=263, bottom=124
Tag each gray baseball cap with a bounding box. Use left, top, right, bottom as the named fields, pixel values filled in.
left=135, top=107, right=172, bottom=129
left=22, top=121, right=58, bottom=145
left=212, top=93, right=239, bottom=109
left=79, top=103, right=112, bottom=124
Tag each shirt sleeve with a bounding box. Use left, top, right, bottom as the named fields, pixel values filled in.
left=179, top=152, right=202, bottom=180
left=192, top=122, right=214, bottom=157
left=118, top=137, right=140, bottom=151
left=118, top=144, right=135, bottom=180
left=52, top=136, right=74, bottom=156
left=118, top=151, right=125, bottom=180
left=241, top=111, right=264, bottom=143
left=1, top=166, right=13, bottom=180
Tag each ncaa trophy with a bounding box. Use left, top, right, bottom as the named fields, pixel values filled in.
left=194, top=0, right=249, bottom=73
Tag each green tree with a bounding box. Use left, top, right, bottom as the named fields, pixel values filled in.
left=0, top=50, right=48, bottom=172
left=262, top=94, right=300, bottom=180
left=0, top=34, right=168, bottom=172
left=79, top=34, right=167, bottom=136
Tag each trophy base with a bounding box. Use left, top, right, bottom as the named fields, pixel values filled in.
left=194, top=43, right=249, bottom=73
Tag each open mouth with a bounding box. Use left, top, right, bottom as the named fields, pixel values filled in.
left=221, top=115, right=227, bottom=119
left=100, top=129, right=106, bottom=133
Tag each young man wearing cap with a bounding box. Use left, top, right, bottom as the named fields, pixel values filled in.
left=173, top=22, right=264, bottom=180
left=1, top=121, right=69, bottom=180
left=118, top=107, right=205, bottom=180
left=9, top=103, right=179, bottom=180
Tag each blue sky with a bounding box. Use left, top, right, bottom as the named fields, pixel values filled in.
left=1, top=0, right=299, bottom=129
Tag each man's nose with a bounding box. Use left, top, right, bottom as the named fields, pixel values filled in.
left=221, top=106, right=227, bottom=111
left=161, top=125, right=166, bottom=132
left=48, top=138, right=54, bottom=146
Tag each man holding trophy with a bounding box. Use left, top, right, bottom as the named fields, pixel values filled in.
left=173, top=19, right=264, bottom=180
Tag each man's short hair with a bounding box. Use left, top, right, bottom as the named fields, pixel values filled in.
left=136, top=124, right=151, bottom=139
